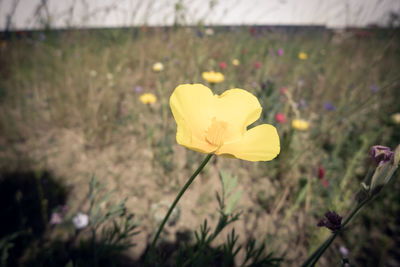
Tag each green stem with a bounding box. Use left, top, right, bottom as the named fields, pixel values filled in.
left=301, top=197, right=372, bottom=267
left=148, top=154, right=213, bottom=259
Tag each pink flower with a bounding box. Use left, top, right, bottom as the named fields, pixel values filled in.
left=50, top=213, right=63, bottom=225
left=275, top=113, right=286, bottom=123
left=243, top=48, right=248, bottom=55
left=317, top=165, right=328, bottom=188
left=219, top=61, right=227, bottom=70
left=277, top=48, right=284, bottom=56
left=254, top=61, right=261, bottom=69
left=281, top=86, right=287, bottom=94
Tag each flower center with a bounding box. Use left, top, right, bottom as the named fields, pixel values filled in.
left=206, top=117, right=227, bottom=148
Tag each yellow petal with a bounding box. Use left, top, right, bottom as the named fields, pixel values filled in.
left=218, top=124, right=280, bottom=161
left=170, top=84, right=216, bottom=153
left=214, top=89, right=262, bottom=142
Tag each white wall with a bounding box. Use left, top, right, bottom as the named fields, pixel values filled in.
left=1, top=0, right=399, bottom=30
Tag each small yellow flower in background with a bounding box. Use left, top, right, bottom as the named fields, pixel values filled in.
left=106, top=73, right=113, bottom=80
left=140, top=93, right=157, bottom=104
left=152, top=62, right=164, bottom=72
left=202, top=71, right=225, bottom=84
left=232, top=59, right=240, bottom=66
left=292, top=119, right=309, bottom=131
left=89, top=70, right=97, bottom=77
left=170, top=84, right=280, bottom=161
left=298, top=52, right=308, bottom=60
left=391, top=113, right=400, bottom=124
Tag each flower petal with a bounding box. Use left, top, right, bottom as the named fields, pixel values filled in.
left=170, top=84, right=216, bottom=153
left=218, top=124, right=280, bottom=161
left=214, top=89, right=262, bottom=142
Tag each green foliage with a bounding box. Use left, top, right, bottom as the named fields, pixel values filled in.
left=171, top=171, right=282, bottom=267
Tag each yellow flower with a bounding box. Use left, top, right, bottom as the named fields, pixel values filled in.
left=232, top=59, right=240, bottom=66
left=391, top=113, right=400, bottom=124
left=140, top=93, right=157, bottom=104
left=292, top=119, right=309, bottom=131
left=152, top=62, right=164, bottom=72
left=170, top=84, right=280, bottom=161
left=202, top=71, right=225, bottom=84
left=298, top=52, right=308, bottom=60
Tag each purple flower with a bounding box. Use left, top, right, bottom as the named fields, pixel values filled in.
left=370, top=145, right=393, bottom=165
left=251, top=82, right=258, bottom=88
left=277, top=48, right=284, bottom=56
left=370, top=84, right=379, bottom=93
left=324, top=102, right=336, bottom=111
left=135, top=86, right=143, bottom=92
left=196, top=30, right=203, bottom=38
left=317, top=211, right=342, bottom=232
left=300, top=98, right=307, bottom=108
left=269, top=49, right=275, bottom=56
left=39, top=33, right=46, bottom=41
left=61, top=205, right=68, bottom=215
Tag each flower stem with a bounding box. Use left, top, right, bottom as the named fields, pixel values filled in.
left=147, top=154, right=213, bottom=260
left=301, top=197, right=372, bottom=267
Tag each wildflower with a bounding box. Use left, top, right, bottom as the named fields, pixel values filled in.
left=391, top=113, right=400, bottom=124
left=195, top=30, right=203, bottom=38
left=298, top=52, right=308, bottom=60
left=232, top=59, right=240, bottom=66
left=50, top=212, right=63, bottom=225
left=135, top=86, right=143, bottom=92
left=269, top=49, right=275, bottom=56
left=243, top=48, right=248, bottom=55
left=152, top=62, right=164, bottom=72
left=251, top=82, right=258, bottom=88
left=205, top=28, right=214, bottom=36
left=39, top=33, right=46, bottom=40
left=72, top=212, right=89, bottom=229
left=324, top=101, right=336, bottom=111
left=300, top=99, right=307, bottom=108
left=277, top=48, right=284, bottom=56
left=275, top=113, right=286, bottom=123
left=219, top=61, right=227, bottom=70
left=202, top=71, right=225, bottom=84
left=89, top=70, right=97, bottom=77
left=292, top=119, right=309, bottom=131
left=370, top=84, right=379, bottom=93
left=140, top=93, right=157, bottom=104
left=281, top=86, right=287, bottom=94
left=169, top=84, right=280, bottom=161
left=317, top=211, right=342, bottom=232
left=339, top=246, right=350, bottom=258
left=250, top=27, right=256, bottom=36
left=254, top=61, right=261, bottom=69
left=317, top=165, right=328, bottom=188
left=370, top=145, right=393, bottom=165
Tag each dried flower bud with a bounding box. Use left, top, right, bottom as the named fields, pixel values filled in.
left=370, top=145, right=393, bottom=165
left=317, top=211, right=342, bottom=232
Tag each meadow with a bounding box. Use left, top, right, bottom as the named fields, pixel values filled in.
left=0, top=26, right=399, bottom=266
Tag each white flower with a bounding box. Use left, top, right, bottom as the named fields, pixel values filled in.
left=339, top=246, right=349, bottom=258
left=205, top=28, right=214, bottom=36
left=106, top=73, right=114, bottom=80
left=72, top=212, right=89, bottom=229
left=89, top=70, right=97, bottom=77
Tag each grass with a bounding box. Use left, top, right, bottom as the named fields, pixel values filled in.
left=0, top=26, right=399, bottom=266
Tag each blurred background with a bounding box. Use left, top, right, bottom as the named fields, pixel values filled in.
left=0, top=0, right=399, bottom=266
